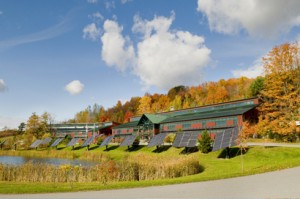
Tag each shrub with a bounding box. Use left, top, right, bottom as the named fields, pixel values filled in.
left=198, top=130, right=212, bottom=153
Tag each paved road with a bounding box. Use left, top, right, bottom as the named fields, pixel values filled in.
left=2, top=166, right=300, bottom=199
left=247, top=142, right=300, bottom=148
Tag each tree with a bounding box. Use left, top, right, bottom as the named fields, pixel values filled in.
left=25, top=113, right=41, bottom=138
left=248, top=76, right=264, bottom=97
left=137, top=94, right=152, bottom=114
left=18, top=122, right=26, bottom=135
left=198, top=130, right=212, bottom=153
left=258, top=43, right=300, bottom=137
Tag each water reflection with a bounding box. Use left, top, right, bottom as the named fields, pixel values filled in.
left=0, top=155, right=98, bottom=167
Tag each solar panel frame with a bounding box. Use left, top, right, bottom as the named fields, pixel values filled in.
left=172, top=132, right=184, bottom=147
left=148, top=133, right=168, bottom=147
left=120, top=134, right=137, bottom=147
left=187, top=132, right=200, bottom=148
left=212, top=131, right=224, bottom=152
left=99, top=135, right=114, bottom=147
left=81, top=136, right=95, bottom=147
left=40, top=137, right=52, bottom=145
left=67, top=138, right=80, bottom=147
left=30, top=139, right=43, bottom=148
left=50, top=138, right=63, bottom=147
left=229, top=127, right=239, bottom=147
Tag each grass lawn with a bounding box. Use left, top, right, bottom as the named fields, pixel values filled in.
left=1, top=145, right=300, bottom=194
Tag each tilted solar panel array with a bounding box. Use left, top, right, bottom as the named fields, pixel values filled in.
left=147, top=133, right=168, bottom=147
left=82, top=136, right=95, bottom=147
left=67, top=138, right=80, bottom=147
left=0, top=140, right=6, bottom=145
left=50, top=138, right=64, bottom=147
left=173, top=131, right=200, bottom=148
left=120, top=135, right=137, bottom=147
left=40, top=137, right=52, bottom=145
left=187, top=132, right=200, bottom=147
left=30, top=139, right=43, bottom=148
left=230, top=127, right=239, bottom=147
left=99, top=135, right=114, bottom=147
left=212, top=126, right=240, bottom=151
left=172, top=132, right=183, bottom=147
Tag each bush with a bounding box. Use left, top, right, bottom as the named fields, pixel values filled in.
left=198, top=130, right=212, bottom=153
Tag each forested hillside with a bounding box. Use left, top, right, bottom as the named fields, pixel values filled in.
left=70, top=76, right=256, bottom=124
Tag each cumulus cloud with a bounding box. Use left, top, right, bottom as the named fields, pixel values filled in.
left=197, top=0, right=300, bottom=38
left=101, top=20, right=135, bottom=71
left=65, top=80, right=84, bottom=95
left=132, top=14, right=211, bottom=90
left=83, top=23, right=101, bottom=41
left=105, top=1, right=115, bottom=10
left=232, top=60, right=264, bottom=78
left=100, top=13, right=211, bottom=90
left=0, top=79, right=6, bottom=92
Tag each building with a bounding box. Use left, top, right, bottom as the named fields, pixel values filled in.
left=51, top=121, right=119, bottom=138
left=112, top=98, right=259, bottom=138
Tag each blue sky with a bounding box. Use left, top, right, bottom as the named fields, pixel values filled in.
left=1, top=0, right=300, bottom=129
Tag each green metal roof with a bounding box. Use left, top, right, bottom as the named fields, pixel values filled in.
left=112, top=121, right=139, bottom=129
left=138, top=114, right=169, bottom=125
left=161, top=104, right=257, bottom=124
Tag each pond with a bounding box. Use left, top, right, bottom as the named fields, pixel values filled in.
left=0, top=155, right=99, bottom=167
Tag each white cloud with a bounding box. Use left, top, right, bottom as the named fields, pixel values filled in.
left=232, top=59, right=264, bottom=78
left=91, top=12, right=104, bottom=21
left=132, top=14, right=211, bottom=90
left=101, top=20, right=135, bottom=71
left=87, top=0, right=98, bottom=4
left=100, top=13, right=211, bottom=90
left=65, top=80, right=84, bottom=95
left=105, top=1, right=115, bottom=10
left=83, top=23, right=101, bottom=41
left=0, top=79, right=6, bottom=92
left=197, top=0, right=300, bottom=38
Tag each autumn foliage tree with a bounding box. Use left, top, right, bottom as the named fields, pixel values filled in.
left=258, top=43, right=300, bottom=140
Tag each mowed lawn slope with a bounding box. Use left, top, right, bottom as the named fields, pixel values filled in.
left=1, top=146, right=300, bottom=194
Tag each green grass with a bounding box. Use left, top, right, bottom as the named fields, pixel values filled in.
left=1, top=146, right=300, bottom=194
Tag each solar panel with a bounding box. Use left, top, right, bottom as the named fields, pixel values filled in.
left=30, top=139, right=43, bottom=148
left=50, top=138, right=63, bottom=147
left=230, top=127, right=239, bottom=147
left=173, top=132, right=200, bottom=148
left=0, top=140, right=6, bottom=145
left=120, top=135, right=137, bottom=147
left=172, top=132, right=183, bottom=147
left=82, top=136, right=95, bottom=147
left=212, top=131, right=224, bottom=152
left=212, top=127, right=241, bottom=151
left=67, top=138, right=80, bottom=147
left=40, top=137, right=52, bottom=145
left=99, top=135, right=114, bottom=147
left=148, top=133, right=168, bottom=147
left=187, top=132, right=200, bottom=147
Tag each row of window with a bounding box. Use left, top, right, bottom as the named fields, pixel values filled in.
left=160, top=117, right=238, bottom=132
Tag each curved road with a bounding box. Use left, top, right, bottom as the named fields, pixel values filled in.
left=2, top=166, right=300, bottom=199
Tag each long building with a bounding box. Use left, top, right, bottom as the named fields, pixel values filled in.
left=112, top=98, right=259, bottom=139
left=51, top=121, right=119, bottom=138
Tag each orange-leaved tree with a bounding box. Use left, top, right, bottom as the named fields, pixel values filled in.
left=258, top=42, right=300, bottom=139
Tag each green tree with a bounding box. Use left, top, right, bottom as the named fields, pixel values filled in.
left=198, top=130, right=212, bottom=153
left=248, top=76, right=264, bottom=97
left=18, top=122, right=26, bottom=135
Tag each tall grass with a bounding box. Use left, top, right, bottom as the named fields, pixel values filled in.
left=0, top=154, right=201, bottom=183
